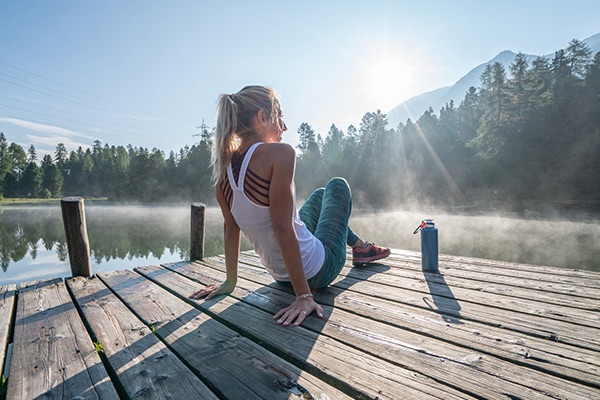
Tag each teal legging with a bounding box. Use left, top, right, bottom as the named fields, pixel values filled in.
left=299, top=177, right=359, bottom=288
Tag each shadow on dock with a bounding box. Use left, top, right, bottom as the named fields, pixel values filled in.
left=423, top=270, right=463, bottom=324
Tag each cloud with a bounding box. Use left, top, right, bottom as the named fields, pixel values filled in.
left=0, top=116, right=96, bottom=156
left=24, top=133, right=90, bottom=151
left=0, top=116, right=83, bottom=137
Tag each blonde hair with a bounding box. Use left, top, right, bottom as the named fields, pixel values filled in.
left=211, top=85, right=283, bottom=184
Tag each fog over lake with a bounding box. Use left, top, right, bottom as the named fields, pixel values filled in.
left=0, top=204, right=598, bottom=285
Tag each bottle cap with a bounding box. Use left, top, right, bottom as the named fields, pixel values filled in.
left=413, top=219, right=435, bottom=234
left=423, top=219, right=435, bottom=228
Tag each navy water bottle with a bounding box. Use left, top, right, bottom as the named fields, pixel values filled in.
left=414, top=219, right=438, bottom=272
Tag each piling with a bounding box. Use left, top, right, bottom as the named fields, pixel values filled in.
left=60, top=197, right=93, bottom=277
left=190, top=202, right=206, bottom=260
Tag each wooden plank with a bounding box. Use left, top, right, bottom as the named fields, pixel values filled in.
left=241, top=248, right=600, bottom=283
left=391, top=250, right=600, bottom=287
left=136, top=264, right=476, bottom=400
left=334, top=264, right=600, bottom=325
left=434, top=263, right=600, bottom=301
left=170, top=259, right=600, bottom=400
left=66, top=275, right=218, bottom=400
left=367, top=255, right=600, bottom=306
left=7, top=279, right=118, bottom=399
left=201, top=257, right=600, bottom=387
left=0, top=284, right=16, bottom=379
left=232, top=253, right=600, bottom=351
left=242, top=250, right=600, bottom=299
left=97, top=268, right=352, bottom=400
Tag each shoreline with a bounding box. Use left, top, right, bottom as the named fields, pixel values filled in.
left=3, top=197, right=599, bottom=222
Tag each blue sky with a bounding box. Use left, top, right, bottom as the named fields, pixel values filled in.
left=1, top=1, right=599, bottom=158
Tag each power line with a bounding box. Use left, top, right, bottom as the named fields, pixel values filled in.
left=0, top=93, right=187, bottom=137
left=0, top=75, right=129, bottom=116
left=0, top=60, right=153, bottom=116
left=0, top=111, right=179, bottom=149
left=0, top=35, right=183, bottom=124
left=0, top=75, right=193, bottom=139
left=0, top=35, right=205, bottom=151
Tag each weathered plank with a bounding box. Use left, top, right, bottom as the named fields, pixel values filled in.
left=67, top=275, right=218, bottom=400
left=97, top=268, right=352, bottom=400
left=3, top=247, right=598, bottom=400
left=137, top=264, right=475, bottom=400
left=169, top=258, right=600, bottom=400
left=391, top=250, right=600, bottom=287
left=365, top=255, right=600, bottom=308
left=238, top=253, right=600, bottom=353
left=242, top=249, right=600, bottom=297
left=0, top=284, right=16, bottom=379
left=7, top=279, right=118, bottom=399
left=234, top=252, right=600, bottom=351
left=335, top=263, right=599, bottom=327
left=202, top=256, right=600, bottom=388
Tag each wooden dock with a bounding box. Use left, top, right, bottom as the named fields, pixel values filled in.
left=0, top=249, right=598, bottom=399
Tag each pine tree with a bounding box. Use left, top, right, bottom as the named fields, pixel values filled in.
left=0, top=133, right=12, bottom=197
left=54, top=143, right=68, bottom=166
left=566, top=39, right=593, bottom=79
left=471, top=62, right=510, bottom=158
left=296, top=123, right=316, bottom=156
left=21, top=162, right=42, bottom=198
left=41, top=155, right=64, bottom=198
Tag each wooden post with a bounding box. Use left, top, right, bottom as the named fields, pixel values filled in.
left=190, top=203, right=206, bottom=261
left=60, top=197, right=93, bottom=277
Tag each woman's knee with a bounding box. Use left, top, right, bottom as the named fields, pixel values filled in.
left=326, top=177, right=351, bottom=193
left=313, top=187, right=325, bottom=197
left=304, top=187, right=324, bottom=205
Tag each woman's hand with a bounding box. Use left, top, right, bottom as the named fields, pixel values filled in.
left=273, top=296, right=324, bottom=327
left=189, top=280, right=235, bottom=300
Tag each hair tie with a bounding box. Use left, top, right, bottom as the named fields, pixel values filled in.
left=230, top=93, right=236, bottom=103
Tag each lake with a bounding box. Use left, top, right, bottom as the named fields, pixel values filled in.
left=1, top=204, right=598, bottom=285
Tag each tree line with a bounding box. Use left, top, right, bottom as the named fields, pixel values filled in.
left=1, top=39, right=598, bottom=211
left=0, top=129, right=214, bottom=204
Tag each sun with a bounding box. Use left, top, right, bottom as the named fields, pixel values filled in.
left=364, top=53, right=418, bottom=111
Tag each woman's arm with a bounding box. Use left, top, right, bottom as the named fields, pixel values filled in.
left=190, top=184, right=240, bottom=299
left=268, top=144, right=324, bottom=326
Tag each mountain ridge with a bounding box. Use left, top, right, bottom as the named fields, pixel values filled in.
left=386, top=32, right=600, bottom=128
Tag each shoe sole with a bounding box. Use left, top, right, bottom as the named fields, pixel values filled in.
left=352, top=249, right=391, bottom=265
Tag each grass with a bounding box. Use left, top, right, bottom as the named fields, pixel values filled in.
left=0, top=197, right=108, bottom=206
left=0, top=198, right=60, bottom=206
left=0, top=375, right=6, bottom=399
left=94, top=341, right=105, bottom=354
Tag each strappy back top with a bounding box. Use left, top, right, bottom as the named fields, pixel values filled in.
left=226, top=142, right=324, bottom=281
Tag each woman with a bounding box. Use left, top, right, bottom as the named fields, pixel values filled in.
left=190, top=85, right=390, bottom=327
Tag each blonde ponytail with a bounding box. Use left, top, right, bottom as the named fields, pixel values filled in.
left=211, top=85, right=282, bottom=184
left=212, top=94, right=240, bottom=184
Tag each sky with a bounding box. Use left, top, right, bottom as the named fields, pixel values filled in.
left=0, top=1, right=599, bottom=158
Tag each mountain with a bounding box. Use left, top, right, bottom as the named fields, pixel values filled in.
left=386, top=32, right=600, bottom=128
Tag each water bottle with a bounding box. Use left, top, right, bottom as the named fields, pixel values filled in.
left=414, top=219, right=438, bottom=272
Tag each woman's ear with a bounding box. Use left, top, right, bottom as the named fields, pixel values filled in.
left=257, top=109, right=268, bottom=125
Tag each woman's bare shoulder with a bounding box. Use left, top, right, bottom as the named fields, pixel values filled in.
left=256, top=142, right=295, bottom=162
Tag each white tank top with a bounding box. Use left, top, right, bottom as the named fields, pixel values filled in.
left=227, top=142, right=325, bottom=281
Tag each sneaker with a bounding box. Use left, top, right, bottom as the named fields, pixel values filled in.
left=352, top=242, right=391, bottom=265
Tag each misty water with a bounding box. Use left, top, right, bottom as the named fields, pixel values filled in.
left=0, top=204, right=598, bottom=285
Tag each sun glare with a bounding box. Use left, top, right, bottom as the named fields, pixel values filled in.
left=365, top=53, right=418, bottom=111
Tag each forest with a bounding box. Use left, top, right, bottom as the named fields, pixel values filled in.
left=1, top=40, right=599, bottom=212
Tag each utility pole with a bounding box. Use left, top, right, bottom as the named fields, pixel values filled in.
left=194, top=119, right=213, bottom=144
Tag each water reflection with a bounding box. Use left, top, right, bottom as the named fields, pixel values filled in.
left=1, top=205, right=598, bottom=285
left=0, top=204, right=234, bottom=285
